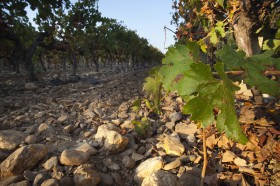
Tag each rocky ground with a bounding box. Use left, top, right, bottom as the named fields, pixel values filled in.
left=0, top=66, right=279, bottom=186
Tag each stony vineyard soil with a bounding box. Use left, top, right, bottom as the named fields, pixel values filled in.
left=0, top=67, right=279, bottom=186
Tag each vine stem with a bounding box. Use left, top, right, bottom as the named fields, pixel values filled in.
left=200, top=127, right=207, bottom=186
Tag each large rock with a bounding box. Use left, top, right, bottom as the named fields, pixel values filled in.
left=73, top=164, right=100, bottom=186
left=163, top=134, right=185, bottom=156
left=134, top=157, right=163, bottom=183
left=60, top=143, right=96, bottom=166
left=142, top=170, right=180, bottom=186
left=0, top=130, right=26, bottom=151
left=0, top=144, right=48, bottom=180
left=95, top=124, right=128, bottom=153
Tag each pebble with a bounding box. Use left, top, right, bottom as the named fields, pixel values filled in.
left=163, top=158, right=182, bottom=170
left=134, top=156, right=163, bottom=183
left=42, top=156, right=58, bottom=170
left=73, top=164, right=100, bottom=186
left=122, top=156, right=136, bottom=169
left=163, top=135, right=185, bottom=156
left=142, top=170, right=180, bottom=186
left=98, top=172, right=114, bottom=185
left=41, top=179, right=59, bottom=186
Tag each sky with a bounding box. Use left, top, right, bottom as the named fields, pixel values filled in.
left=97, top=0, right=176, bottom=53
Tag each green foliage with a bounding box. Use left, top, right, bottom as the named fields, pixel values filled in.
left=144, top=43, right=253, bottom=144
left=183, top=62, right=247, bottom=144
left=132, top=99, right=141, bottom=112
left=132, top=117, right=151, bottom=138
left=143, top=67, right=162, bottom=111
left=216, top=46, right=280, bottom=98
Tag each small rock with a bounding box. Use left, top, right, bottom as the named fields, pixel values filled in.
left=51, top=167, right=64, bottom=180
left=0, top=144, right=48, bottom=180
left=38, top=123, right=54, bottom=133
left=95, top=124, right=128, bottom=153
left=163, top=158, right=182, bottom=170
left=175, top=123, right=197, bottom=139
left=134, top=156, right=164, bottom=183
left=163, top=135, right=185, bottom=156
left=41, top=179, right=59, bottom=186
left=98, top=172, right=114, bottom=185
left=57, top=113, right=69, bottom=123
left=117, top=111, right=129, bottom=119
left=120, top=120, right=134, bottom=129
left=122, top=156, right=135, bottom=169
left=59, top=176, right=74, bottom=186
left=42, top=156, right=58, bottom=170
left=83, top=109, right=96, bottom=118
left=131, top=152, right=145, bottom=162
left=136, top=146, right=146, bottom=155
left=111, top=119, right=122, bottom=126
left=142, top=170, right=180, bottom=186
left=63, top=125, right=74, bottom=133
left=165, top=122, right=175, bottom=130
left=118, top=102, right=130, bottom=112
left=33, top=173, right=50, bottom=186
left=111, top=172, right=124, bottom=186
left=189, top=155, right=197, bottom=162
left=73, top=164, right=100, bottom=186
left=103, top=158, right=121, bottom=171
left=23, top=170, right=36, bottom=182
left=169, top=112, right=182, bottom=123
left=186, top=134, right=197, bottom=146
left=0, top=130, right=26, bottom=151
left=25, top=82, right=38, bottom=90
left=24, top=135, right=38, bottom=144
left=60, top=143, right=97, bottom=166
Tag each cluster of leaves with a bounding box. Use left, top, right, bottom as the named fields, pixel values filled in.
left=132, top=117, right=151, bottom=138
left=144, top=43, right=280, bottom=144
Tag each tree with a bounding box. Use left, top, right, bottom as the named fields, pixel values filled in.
left=0, top=0, right=71, bottom=81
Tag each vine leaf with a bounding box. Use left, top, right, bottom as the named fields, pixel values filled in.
left=214, top=63, right=248, bottom=144
left=159, top=45, right=193, bottom=92
left=143, top=67, right=162, bottom=111
left=216, top=45, right=280, bottom=97
left=183, top=62, right=248, bottom=144
left=215, top=0, right=224, bottom=8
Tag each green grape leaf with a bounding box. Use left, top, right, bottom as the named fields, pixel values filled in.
left=215, top=0, right=224, bottom=8
left=186, top=41, right=201, bottom=61
left=163, top=45, right=192, bottom=65
left=209, top=28, right=219, bottom=45
left=217, top=45, right=280, bottom=97
left=216, top=45, right=246, bottom=70
left=174, top=62, right=216, bottom=96
left=159, top=45, right=193, bottom=91
left=275, top=29, right=280, bottom=39
left=143, top=68, right=162, bottom=110
left=244, top=62, right=280, bottom=97
left=183, top=62, right=247, bottom=144
left=214, top=63, right=248, bottom=144
left=263, top=39, right=280, bottom=50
